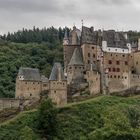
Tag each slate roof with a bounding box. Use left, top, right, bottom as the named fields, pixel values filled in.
left=18, top=67, right=41, bottom=81
left=81, top=26, right=98, bottom=45
left=49, top=63, right=66, bottom=81
left=68, top=48, right=84, bottom=65
left=69, top=26, right=81, bottom=45
left=102, top=30, right=128, bottom=48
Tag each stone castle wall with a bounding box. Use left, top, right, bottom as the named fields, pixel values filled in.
left=16, top=78, right=42, bottom=99
left=0, top=99, right=20, bottom=110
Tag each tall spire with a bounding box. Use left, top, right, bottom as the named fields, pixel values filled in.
left=64, top=27, right=68, bottom=40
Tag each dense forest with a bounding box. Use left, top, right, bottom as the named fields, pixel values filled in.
left=0, top=26, right=70, bottom=43
left=0, top=96, right=140, bottom=140
left=0, top=26, right=70, bottom=98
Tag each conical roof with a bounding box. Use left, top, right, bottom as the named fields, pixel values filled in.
left=68, top=48, right=84, bottom=66
left=49, top=63, right=66, bottom=81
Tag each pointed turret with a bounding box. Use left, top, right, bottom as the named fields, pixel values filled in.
left=49, top=63, right=66, bottom=81
left=63, top=28, right=69, bottom=45
left=68, top=48, right=84, bottom=66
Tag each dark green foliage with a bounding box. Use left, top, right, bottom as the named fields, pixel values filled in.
left=1, top=26, right=70, bottom=44
left=37, top=99, right=59, bottom=139
left=0, top=42, right=63, bottom=98
left=19, top=126, right=39, bottom=140
left=0, top=110, right=39, bottom=140
left=128, top=31, right=140, bottom=42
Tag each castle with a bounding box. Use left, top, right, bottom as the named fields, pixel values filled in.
left=15, top=25, right=140, bottom=106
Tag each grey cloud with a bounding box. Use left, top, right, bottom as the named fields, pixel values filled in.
left=0, top=0, right=140, bottom=34
left=95, top=0, right=132, bottom=5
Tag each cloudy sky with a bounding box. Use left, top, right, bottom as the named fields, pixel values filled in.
left=0, top=0, right=140, bottom=34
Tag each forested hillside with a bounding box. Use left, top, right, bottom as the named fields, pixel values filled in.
left=0, top=26, right=67, bottom=98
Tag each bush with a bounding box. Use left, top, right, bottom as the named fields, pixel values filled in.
left=37, top=98, right=59, bottom=139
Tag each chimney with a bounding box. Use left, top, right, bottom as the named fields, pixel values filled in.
left=90, top=26, right=94, bottom=32
left=123, top=33, right=128, bottom=40
left=58, top=67, right=62, bottom=81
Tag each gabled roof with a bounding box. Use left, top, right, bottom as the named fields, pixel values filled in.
left=68, top=48, right=84, bottom=65
left=102, top=30, right=127, bottom=48
left=18, top=67, right=41, bottom=81
left=81, top=26, right=98, bottom=45
left=49, top=63, right=66, bottom=81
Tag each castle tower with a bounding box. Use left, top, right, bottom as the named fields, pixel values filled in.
left=63, top=26, right=81, bottom=75
left=49, top=63, right=67, bottom=105
left=67, top=48, right=85, bottom=85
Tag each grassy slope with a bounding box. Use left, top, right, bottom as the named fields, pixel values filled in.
left=0, top=95, right=140, bottom=140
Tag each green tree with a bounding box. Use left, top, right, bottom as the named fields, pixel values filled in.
left=37, top=98, right=59, bottom=139
left=19, top=126, right=38, bottom=140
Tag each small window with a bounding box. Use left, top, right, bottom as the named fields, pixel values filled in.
left=92, top=47, right=94, bottom=49
left=110, top=75, right=112, bottom=78
left=122, top=55, right=125, bottom=57
left=93, top=54, right=95, bottom=58
left=33, top=82, right=35, bottom=84
left=54, top=90, right=56, bottom=93
left=109, top=60, right=112, bottom=64
left=125, top=61, right=128, bottom=65
left=118, top=75, right=120, bottom=79
left=88, top=60, right=90, bottom=64
left=75, top=67, right=77, bottom=69
left=69, top=67, right=72, bottom=69
left=136, top=61, right=138, bottom=65
left=108, top=68, right=111, bottom=72
left=116, top=61, right=120, bottom=65
left=88, top=53, right=90, bottom=57
left=117, top=68, right=120, bottom=72
left=125, top=77, right=127, bottom=79
left=43, top=84, right=47, bottom=87
left=114, top=75, right=116, bottom=78
left=113, top=68, right=116, bottom=72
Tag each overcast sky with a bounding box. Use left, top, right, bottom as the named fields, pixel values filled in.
left=0, top=0, right=140, bottom=34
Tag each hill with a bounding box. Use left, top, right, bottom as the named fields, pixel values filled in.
left=0, top=95, right=140, bottom=140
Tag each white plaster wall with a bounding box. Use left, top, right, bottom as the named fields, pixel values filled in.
left=102, top=41, right=131, bottom=54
